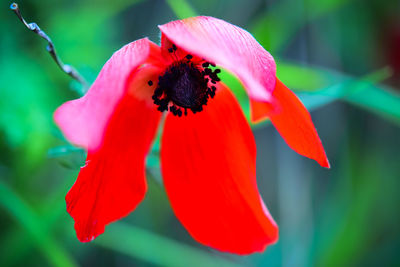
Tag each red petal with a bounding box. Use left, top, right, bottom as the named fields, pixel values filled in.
left=161, top=83, right=278, bottom=254
left=66, top=91, right=161, bottom=242
left=159, top=16, right=276, bottom=104
left=251, top=79, right=330, bottom=168
left=54, top=38, right=162, bottom=151
left=160, top=34, right=189, bottom=64
left=56, top=38, right=164, bottom=241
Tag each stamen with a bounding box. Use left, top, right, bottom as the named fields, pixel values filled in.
left=151, top=51, right=222, bottom=117
left=167, top=43, right=180, bottom=61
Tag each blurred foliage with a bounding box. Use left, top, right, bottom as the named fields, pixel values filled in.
left=0, top=0, right=399, bottom=266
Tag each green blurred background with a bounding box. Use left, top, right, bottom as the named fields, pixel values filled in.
left=1, top=0, right=400, bottom=266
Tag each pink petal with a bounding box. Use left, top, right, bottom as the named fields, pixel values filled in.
left=158, top=16, right=276, bottom=104
left=54, top=38, right=163, bottom=151
left=55, top=38, right=165, bottom=241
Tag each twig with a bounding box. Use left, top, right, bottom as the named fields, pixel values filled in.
left=10, top=3, right=89, bottom=90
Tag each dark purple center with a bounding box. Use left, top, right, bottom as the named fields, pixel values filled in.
left=149, top=45, right=221, bottom=117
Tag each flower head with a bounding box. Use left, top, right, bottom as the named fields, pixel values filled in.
left=54, top=16, right=329, bottom=255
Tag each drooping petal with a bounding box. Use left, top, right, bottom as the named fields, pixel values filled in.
left=55, top=38, right=165, bottom=241
left=54, top=38, right=162, bottom=151
left=159, top=16, right=276, bottom=104
left=161, top=83, right=278, bottom=254
left=66, top=91, right=161, bottom=242
left=250, top=78, right=330, bottom=168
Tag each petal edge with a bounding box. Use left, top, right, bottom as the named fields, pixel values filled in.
left=161, top=83, right=278, bottom=254
left=66, top=91, right=162, bottom=242
left=251, top=78, right=330, bottom=168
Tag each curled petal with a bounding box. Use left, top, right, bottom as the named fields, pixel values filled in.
left=54, top=38, right=162, bottom=151
left=251, top=79, right=330, bottom=167
left=66, top=82, right=162, bottom=242
left=56, top=38, right=164, bottom=241
left=159, top=16, right=276, bottom=104
left=161, top=83, right=278, bottom=254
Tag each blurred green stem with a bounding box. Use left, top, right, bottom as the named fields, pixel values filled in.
left=0, top=180, right=77, bottom=267
left=95, top=222, right=243, bottom=267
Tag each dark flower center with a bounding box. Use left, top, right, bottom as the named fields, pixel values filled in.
left=149, top=45, right=221, bottom=117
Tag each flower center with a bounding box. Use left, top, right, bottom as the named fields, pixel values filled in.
left=150, top=46, right=221, bottom=117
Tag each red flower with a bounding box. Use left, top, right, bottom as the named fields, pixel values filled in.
left=54, top=16, right=329, bottom=255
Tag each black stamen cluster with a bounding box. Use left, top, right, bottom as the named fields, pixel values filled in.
left=150, top=45, right=221, bottom=117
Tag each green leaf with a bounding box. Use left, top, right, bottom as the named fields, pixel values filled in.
left=48, top=145, right=85, bottom=157
left=278, top=62, right=340, bottom=91
left=287, top=66, right=400, bottom=124
left=344, top=82, right=400, bottom=124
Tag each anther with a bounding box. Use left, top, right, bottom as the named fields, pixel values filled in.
left=172, top=44, right=177, bottom=51
left=147, top=80, right=153, bottom=86
left=152, top=57, right=221, bottom=117
left=168, top=48, right=173, bottom=53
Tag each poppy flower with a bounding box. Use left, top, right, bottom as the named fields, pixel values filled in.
left=54, top=16, right=329, bottom=255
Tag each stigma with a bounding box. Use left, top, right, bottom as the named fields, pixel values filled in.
left=150, top=44, right=221, bottom=117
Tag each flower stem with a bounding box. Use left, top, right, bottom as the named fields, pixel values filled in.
left=10, top=3, right=89, bottom=91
